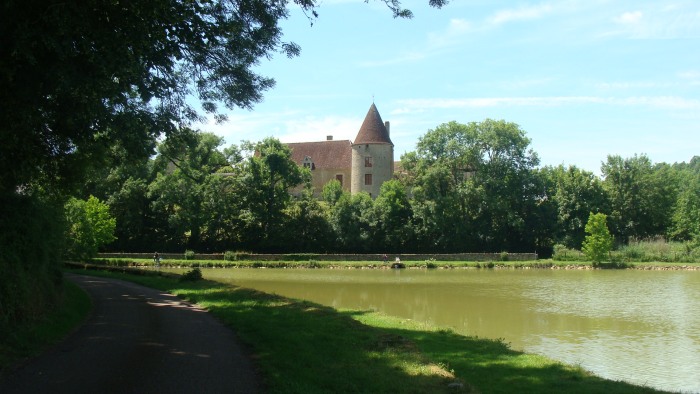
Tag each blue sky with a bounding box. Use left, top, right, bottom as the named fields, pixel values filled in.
left=200, top=0, right=700, bottom=174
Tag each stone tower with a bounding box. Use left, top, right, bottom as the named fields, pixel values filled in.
left=351, top=103, right=394, bottom=197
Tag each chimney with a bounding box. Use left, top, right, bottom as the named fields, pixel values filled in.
left=327, top=135, right=333, bottom=141
left=384, top=121, right=390, bottom=136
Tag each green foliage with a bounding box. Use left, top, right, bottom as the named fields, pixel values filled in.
left=1, top=280, right=91, bottom=369
left=544, top=165, right=609, bottom=249
left=1, top=193, right=65, bottom=334
left=239, top=138, right=305, bottom=250
left=614, top=239, right=700, bottom=263
left=405, top=119, right=540, bottom=252
left=582, top=213, right=613, bottom=264
left=670, top=169, right=700, bottom=241
left=373, top=179, right=413, bottom=252
left=552, top=244, right=584, bottom=261
left=184, top=250, right=196, bottom=260
left=64, top=196, right=116, bottom=260
left=322, top=179, right=344, bottom=206
left=602, top=155, right=678, bottom=242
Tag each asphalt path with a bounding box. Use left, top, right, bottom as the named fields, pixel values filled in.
left=0, top=273, right=260, bottom=393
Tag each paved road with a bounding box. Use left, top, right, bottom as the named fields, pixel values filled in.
left=0, top=273, right=260, bottom=393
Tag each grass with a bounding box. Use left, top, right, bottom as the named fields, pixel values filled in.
left=62, top=267, right=670, bottom=393
left=90, top=257, right=698, bottom=271
left=0, top=280, right=91, bottom=374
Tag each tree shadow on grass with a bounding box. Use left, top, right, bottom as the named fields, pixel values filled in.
left=171, top=281, right=670, bottom=394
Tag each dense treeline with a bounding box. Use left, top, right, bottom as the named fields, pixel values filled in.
left=0, top=0, right=442, bottom=335
left=76, top=121, right=700, bottom=256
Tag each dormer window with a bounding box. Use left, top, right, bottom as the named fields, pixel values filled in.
left=302, top=155, right=315, bottom=170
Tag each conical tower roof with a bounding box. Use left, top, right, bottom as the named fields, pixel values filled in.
left=353, top=103, right=393, bottom=145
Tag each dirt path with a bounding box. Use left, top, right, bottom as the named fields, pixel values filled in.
left=0, top=273, right=260, bottom=393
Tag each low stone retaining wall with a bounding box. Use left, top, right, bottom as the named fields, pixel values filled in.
left=98, top=252, right=538, bottom=262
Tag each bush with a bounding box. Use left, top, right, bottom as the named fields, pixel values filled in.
left=552, top=244, right=583, bottom=261
left=224, top=251, right=237, bottom=261
left=499, top=252, right=509, bottom=261
left=184, top=250, right=196, bottom=260
left=308, top=260, right=322, bottom=268
left=180, top=268, right=202, bottom=282
left=614, top=239, right=700, bottom=263
left=1, top=193, right=64, bottom=334
left=582, top=213, right=612, bottom=263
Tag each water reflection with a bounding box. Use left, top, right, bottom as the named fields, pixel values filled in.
left=189, top=267, right=699, bottom=393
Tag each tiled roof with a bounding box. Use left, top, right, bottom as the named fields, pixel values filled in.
left=287, top=140, right=352, bottom=169
left=353, top=103, right=393, bottom=145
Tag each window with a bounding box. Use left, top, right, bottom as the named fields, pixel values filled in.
left=365, top=156, right=373, bottom=167
left=302, top=156, right=314, bottom=170
left=336, top=174, right=343, bottom=186
left=365, top=174, right=372, bottom=185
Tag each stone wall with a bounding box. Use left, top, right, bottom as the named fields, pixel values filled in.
left=98, top=252, right=538, bottom=262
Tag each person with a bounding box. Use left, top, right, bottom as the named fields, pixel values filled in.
left=153, top=252, right=160, bottom=267
left=382, top=254, right=388, bottom=264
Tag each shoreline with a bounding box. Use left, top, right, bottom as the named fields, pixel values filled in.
left=79, top=259, right=700, bottom=272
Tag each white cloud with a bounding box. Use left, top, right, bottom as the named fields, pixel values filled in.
left=427, top=18, right=472, bottom=48
left=603, top=4, right=700, bottom=39
left=678, top=70, right=700, bottom=85
left=595, top=81, right=673, bottom=89
left=277, top=116, right=360, bottom=143
left=614, top=10, right=643, bottom=24
left=488, top=3, right=554, bottom=26
left=396, top=96, right=700, bottom=110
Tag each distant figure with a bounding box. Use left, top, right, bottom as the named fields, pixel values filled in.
left=392, top=256, right=404, bottom=269
left=382, top=254, right=388, bottom=264
left=153, top=252, right=160, bottom=267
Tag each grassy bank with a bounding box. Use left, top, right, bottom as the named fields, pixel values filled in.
left=91, top=257, right=698, bottom=270
left=0, top=280, right=91, bottom=374
left=65, top=268, right=668, bottom=393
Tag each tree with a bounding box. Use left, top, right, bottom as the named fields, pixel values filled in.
left=322, top=179, right=344, bottom=206
left=582, top=213, right=613, bottom=264
left=373, top=179, right=413, bottom=252
left=330, top=192, right=375, bottom=252
left=404, top=119, right=540, bottom=252
left=544, top=165, right=609, bottom=249
left=148, top=131, right=229, bottom=250
left=602, top=155, right=677, bottom=242
left=1, top=1, right=447, bottom=195
left=239, top=138, right=307, bottom=251
left=64, top=196, right=116, bottom=260
left=283, top=186, right=334, bottom=252
left=0, top=0, right=447, bottom=330
left=670, top=163, right=700, bottom=241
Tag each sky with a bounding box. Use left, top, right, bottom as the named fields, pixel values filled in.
left=198, top=0, right=700, bottom=175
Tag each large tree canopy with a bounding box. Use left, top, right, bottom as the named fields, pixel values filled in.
left=0, top=0, right=447, bottom=194
left=0, top=0, right=447, bottom=331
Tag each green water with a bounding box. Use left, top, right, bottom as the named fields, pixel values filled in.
left=182, top=267, right=700, bottom=392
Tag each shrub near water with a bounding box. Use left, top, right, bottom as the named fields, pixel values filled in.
left=617, top=239, right=700, bottom=263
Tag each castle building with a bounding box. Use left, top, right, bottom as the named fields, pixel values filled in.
left=287, top=103, right=394, bottom=198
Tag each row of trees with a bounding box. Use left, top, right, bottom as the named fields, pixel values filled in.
left=1, top=0, right=446, bottom=332
left=76, top=120, right=700, bottom=256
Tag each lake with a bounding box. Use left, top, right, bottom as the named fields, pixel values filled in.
left=184, top=267, right=700, bottom=393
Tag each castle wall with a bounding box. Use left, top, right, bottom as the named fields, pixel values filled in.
left=290, top=167, right=351, bottom=197
left=351, top=143, right=394, bottom=198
